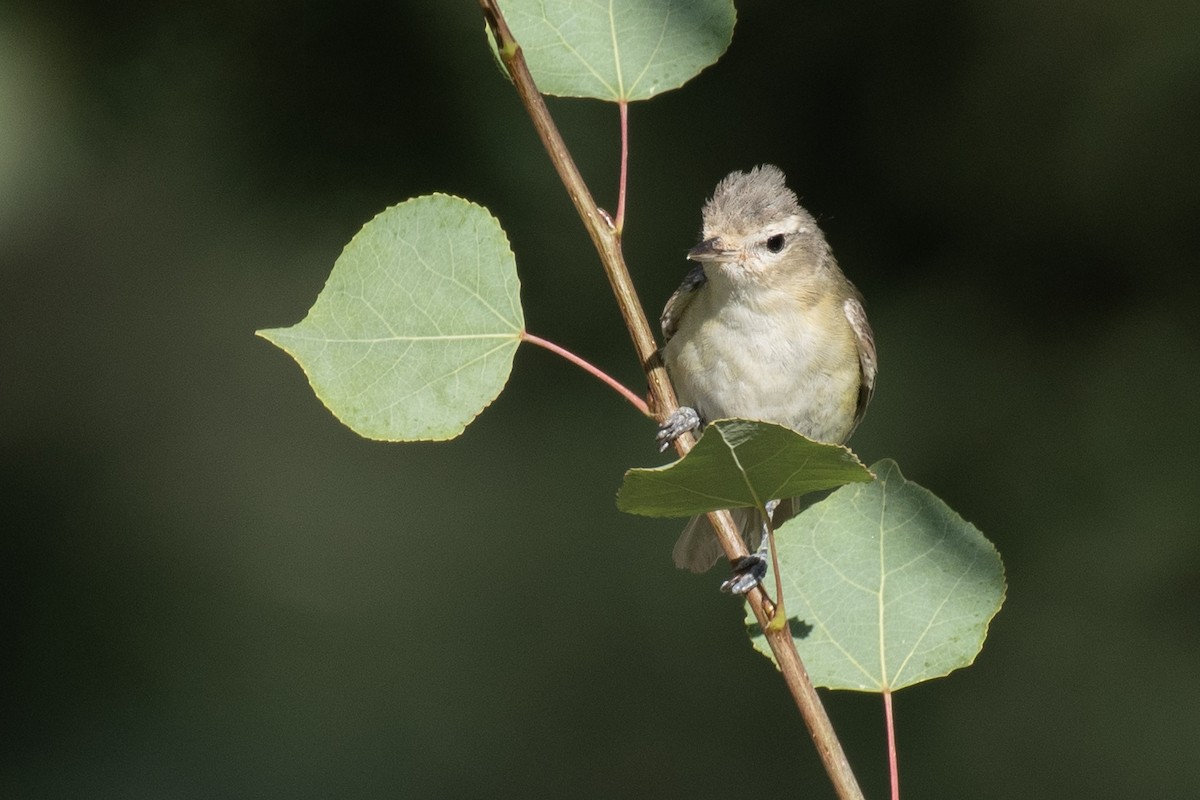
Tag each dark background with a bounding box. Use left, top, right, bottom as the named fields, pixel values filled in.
left=4, top=1, right=1199, bottom=797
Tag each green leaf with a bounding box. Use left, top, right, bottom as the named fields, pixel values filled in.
left=493, top=0, right=736, bottom=101
left=616, top=419, right=873, bottom=517
left=748, top=460, right=1007, bottom=692
left=258, top=195, right=524, bottom=441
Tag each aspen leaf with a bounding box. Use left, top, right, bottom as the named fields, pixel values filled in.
left=617, top=419, right=872, bottom=517
left=748, top=460, right=1007, bottom=691
left=258, top=195, right=523, bottom=441
left=492, top=0, right=736, bottom=101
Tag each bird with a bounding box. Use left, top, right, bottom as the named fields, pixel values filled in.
left=656, top=164, right=876, bottom=587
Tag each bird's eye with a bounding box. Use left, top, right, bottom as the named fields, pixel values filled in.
left=765, top=234, right=785, bottom=253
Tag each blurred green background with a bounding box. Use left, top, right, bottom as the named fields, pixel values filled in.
left=3, top=1, right=1198, bottom=797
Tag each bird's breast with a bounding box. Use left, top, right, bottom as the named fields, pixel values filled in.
left=664, top=288, right=860, bottom=444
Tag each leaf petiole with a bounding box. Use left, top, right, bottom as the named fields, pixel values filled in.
left=522, top=331, right=650, bottom=417
left=615, top=101, right=629, bottom=235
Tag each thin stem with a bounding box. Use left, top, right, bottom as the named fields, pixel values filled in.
left=885, top=691, right=900, bottom=800
left=616, top=101, right=629, bottom=234
left=478, top=4, right=864, bottom=799
left=523, top=331, right=650, bottom=417
left=767, top=512, right=785, bottom=617
left=478, top=1, right=670, bottom=415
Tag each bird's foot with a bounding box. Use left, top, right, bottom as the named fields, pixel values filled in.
left=656, top=406, right=702, bottom=452
left=720, top=553, right=768, bottom=595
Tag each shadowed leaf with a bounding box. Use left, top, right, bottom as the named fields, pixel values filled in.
left=617, top=419, right=872, bottom=517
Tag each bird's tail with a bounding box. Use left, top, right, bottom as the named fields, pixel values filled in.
left=670, top=497, right=810, bottom=573
left=671, top=507, right=762, bottom=573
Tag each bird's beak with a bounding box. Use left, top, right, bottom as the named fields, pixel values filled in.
left=688, top=237, right=736, bottom=263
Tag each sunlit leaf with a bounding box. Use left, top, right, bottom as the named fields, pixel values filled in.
left=258, top=195, right=523, bottom=441
left=617, top=419, right=872, bottom=517
left=748, top=460, right=1007, bottom=691
left=493, top=0, right=736, bottom=101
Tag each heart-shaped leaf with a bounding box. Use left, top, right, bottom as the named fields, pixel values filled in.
left=493, top=0, right=736, bottom=101
left=748, top=460, right=1007, bottom=691
left=258, top=195, right=523, bottom=441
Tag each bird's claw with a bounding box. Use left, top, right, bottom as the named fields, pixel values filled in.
left=656, top=406, right=702, bottom=452
left=720, top=554, right=768, bottom=595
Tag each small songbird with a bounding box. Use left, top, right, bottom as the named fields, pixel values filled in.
left=657, top=165, right=877, bottom=582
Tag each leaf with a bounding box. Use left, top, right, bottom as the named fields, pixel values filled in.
left=748, top=460, right=1007, bottom=692
left=258, top=195, right=524, bottom=441
left=616, top=419, right=873, bottom=518
left=493, top=0, right=736, bottom=101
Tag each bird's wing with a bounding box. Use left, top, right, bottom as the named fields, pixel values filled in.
left=660, top=264, right=707, bottom=342
left=843, top=293, right=877, bottom=428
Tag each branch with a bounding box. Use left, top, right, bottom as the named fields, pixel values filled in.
left=478, top=2, right=667, bottom=414
left=478, top=4, right=864, bottom=799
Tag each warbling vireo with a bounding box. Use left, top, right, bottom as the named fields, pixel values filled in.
left=656, top=165, right=877, bottom=586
